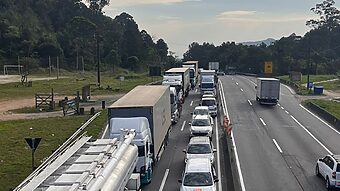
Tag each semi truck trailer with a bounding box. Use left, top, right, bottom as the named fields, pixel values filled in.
left=182, top=61, right=199, bottom=88
left=108, top=85, right=172, bottom=184
left=165, top=67, right=191, bottom=97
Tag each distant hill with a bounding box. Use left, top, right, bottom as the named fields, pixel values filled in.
left=239, top=38, right=276, bottom=46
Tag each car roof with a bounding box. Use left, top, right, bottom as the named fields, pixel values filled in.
left=186, top=158, right=211, bottom=172
left=193, top=115, right=210, bottom=120
left=204, top=91, right=214, bottom=94
left=189, top=136, right=210, bottom=144
left=202, top=97, right=216, bottom=101
left=194, top=106, right=209, bottom=110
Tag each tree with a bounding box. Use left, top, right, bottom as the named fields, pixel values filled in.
left=86, top=0, right=110, bottom=13
left=306, top=0, right=340, bottom=30
left=156, top=39, right=168, bottom=62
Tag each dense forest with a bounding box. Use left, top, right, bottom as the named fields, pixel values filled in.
left=0, top=0, right=178, bottom=74
left=184, top=0, right=340, bottom=75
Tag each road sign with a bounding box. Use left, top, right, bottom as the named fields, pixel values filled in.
left=25, top=138, right=42, bottom=152
left=264, top=61, right=273, bottom=74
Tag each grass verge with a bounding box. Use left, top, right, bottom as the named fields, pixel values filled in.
left=85, top=109, right=108, bottom=139
left=303, top=99, right=340, bottom=119
left=0, top=115, right=91, bottom=190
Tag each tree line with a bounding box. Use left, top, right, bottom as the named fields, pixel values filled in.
left=183, top=0, right=340, bottom=75
left=0, top=0, right=176, bottom=73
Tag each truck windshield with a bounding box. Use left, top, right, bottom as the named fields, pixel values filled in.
left=187, top=144, right=211, bottom=154
left=189, top=70, right=194, bottom=78
left=201, top=83, right=214, bottom=88
left=183, top=172, right=213, bottom=186
left=170, top=94, right=175, bottom=104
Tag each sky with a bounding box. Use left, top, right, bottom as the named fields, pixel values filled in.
left=103, top=0, right=324, bottom=58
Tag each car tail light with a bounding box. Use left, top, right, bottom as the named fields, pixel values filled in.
left=332, top=171, right=336, bottom=179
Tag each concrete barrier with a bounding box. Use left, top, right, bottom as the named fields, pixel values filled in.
left=305, top=102, right=340, bottom=129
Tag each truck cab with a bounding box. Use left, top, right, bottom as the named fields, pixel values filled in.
left=200, top=75, right=216, bottom=96
left=110, top=117, right=153, bottom=184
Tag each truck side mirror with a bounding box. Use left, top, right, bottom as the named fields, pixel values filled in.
left=199, top=84, right=201, bottom=88
left=178, top=179, right=183, bottom=183
left=183, top=149, right=187, bottom=153
left=255, top=85, right=257, bottom=89
left=188, top=122, right=192, bottom=125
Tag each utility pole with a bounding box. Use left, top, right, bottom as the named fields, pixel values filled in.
left=307, top=47, right=311, bottom=91
left=57, top=56, right=59, bottom=80
left=96, top=32, right=101, bottom=87
left=49, top=56, right=51, bottom=77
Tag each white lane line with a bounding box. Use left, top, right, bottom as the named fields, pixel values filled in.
left=219, top=80, right=246, bottom=191
left=195, top=89, right=198, bottom=93
left=247, top=100, right=252, bottom=106
left=300, top=104, right=340, bottom=136
left=101, top=124, right=109, bottom=138
left=240, top=88, right=244, bottom=92
left=236, top=82, right=239, bottom=85
left=277, top=103, right=281, bottom=106
left=190, top=100, right=193, bottom=106
left=290, top=115, right=333, bottom=155
left=159, top=169, right=170, bottom=191
left=272, top=139, right=283, bottom=153
left=285, top=110, right=289, bottom=114
left=181, top=121, right=186, bottom=131
left=214, top=116, right=222, bottom=191
left=280, top=106, right=285, bottom=110
left=259, top=118, right=267, bottom=126
left=283, top=84, right=295, bottom=94
left=239, top=76, right=256, bottom=86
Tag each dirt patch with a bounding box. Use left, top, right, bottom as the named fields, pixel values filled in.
left=0, top=94, right=124, bottom=121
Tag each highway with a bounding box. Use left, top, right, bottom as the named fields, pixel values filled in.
left=142, top=87, right=232, bottom=191
left=220, top=75, right=340, bottom=191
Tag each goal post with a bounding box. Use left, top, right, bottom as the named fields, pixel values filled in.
left=3, top=65, right=23, bottom=75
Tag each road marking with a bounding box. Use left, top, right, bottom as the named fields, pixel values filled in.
left=219, top=80, right=246, bottom=191
left=247, top=100, right=252, bottom=106
left=236, top=82, right=239, bottom=85
left=277, top=103, right=281, bottom=106
left=159, top=169, right=169, bottom=191
left=181, top=121, right=186, bottom=131
left=259, top=118, right=266, bottom=126
left=101, top=124, right=109, bottom=139
left=299, top=104, right=340, bottom=136
left=240, top=88, right=244, bottom=92
left=273, top=139, right=283, bottom=153
left=285, top=110, right=289, bottom=114
left=280, top=106, right=284, bottom=110
left=283, top=84, right=295, bottom=94
left=190, top=100, right=193, bottom=106
left=239, top=76, right=256, bottom=86
left=214, top=116, right=222, bottom=191
left=290, top=115, right=333, bottom=155
left=195, top=89, right=198, bottom=93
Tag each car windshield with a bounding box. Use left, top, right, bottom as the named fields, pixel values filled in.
left=194, top=109, right=209, bottom=116
left=183, top=172, right=213, bottom=186
left=187, top=144, right=211, bottom=154
left=192, top=119, right=210, bottom=126
left=202, top=100, right=216, bottom=106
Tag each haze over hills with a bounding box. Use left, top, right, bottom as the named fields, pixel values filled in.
left=239, top=38, right=276, bottom=46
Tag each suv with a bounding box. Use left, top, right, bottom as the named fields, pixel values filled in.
left=179, top=158, right=218, bottom=191
left=183, top=136, right=216, bottom=163
left=190, top=115, right=213, bottom=138
left=201, top=97, right=217, bottom=118
left=316, top=155, right=340, bottom=189
left=192, top=106, right=209, bottom=120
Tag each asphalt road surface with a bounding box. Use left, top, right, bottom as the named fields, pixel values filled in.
left=142, top=86, right=232, bottom=191
left=220, top=75, right=340, bottom=191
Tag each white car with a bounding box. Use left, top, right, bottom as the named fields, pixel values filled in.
left=190, top=115, right=213, bottom=138
left=201, top=97, right=217, bottom=117
left=179, top=158, right=218, bottom=191
left=184, top=136, right=216, bottom=163
left=192, top=106, right=210, bottom=120
left=203, top=91, right=215, bottom=98
left=316, top=155, right=340, bottom=189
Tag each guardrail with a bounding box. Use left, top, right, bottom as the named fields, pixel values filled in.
left=279, top=79, right=300, bottom=92
left=15, top=112, right=101, bottom=191
left=305, top=102, right=340, bottom=129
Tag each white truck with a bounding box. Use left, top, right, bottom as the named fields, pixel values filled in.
left=200, top=70, right=217, bottom=96
left=165, top=67, right=191, bottom=97
left=182, top=61, right=199, bottom=88
left=209, top=62, right=219, bottom=72
left=256, top=78, right=280, bottom=105
left=108, top=85, right=171, bottom=184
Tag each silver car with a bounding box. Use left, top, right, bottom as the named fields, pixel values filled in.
left=184, top=136, right=216, bottom=163
left=190, top=115, right=213, bottom=138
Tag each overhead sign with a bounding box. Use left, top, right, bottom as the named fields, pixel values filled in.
left=264, top=61, right=273, bottom=74
left=25, top=138, right=42, bottom=152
